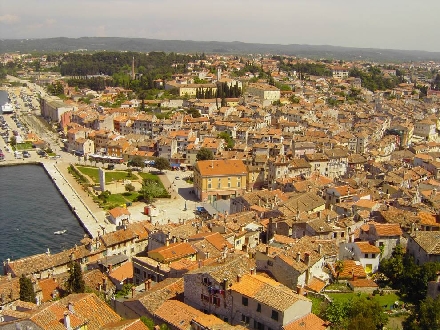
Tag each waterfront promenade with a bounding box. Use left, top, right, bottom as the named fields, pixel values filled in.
left=44, top=162, right=115, bottom=237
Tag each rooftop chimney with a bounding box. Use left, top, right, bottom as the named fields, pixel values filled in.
left=318, top=244, right=322, bottom=255
left=296, top=252, right=301, bottom=262
left=250, top=268, right=255, bottom=275
left=223, top=278, right=229, bottom=291
left=64, top=312, right=71, bottom=330
left=236, top=274, right=241, bottom=283
left=304, top=252, right=310, bottom=267
left=68, top=302, right=74, bottom=314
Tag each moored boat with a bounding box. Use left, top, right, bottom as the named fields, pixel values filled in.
left=54, top=229, right=67, bottom=235
left=1, top=103, right=14, bottom=114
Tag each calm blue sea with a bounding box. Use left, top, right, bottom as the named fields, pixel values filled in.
left=0, top=91, right=86, bottom=271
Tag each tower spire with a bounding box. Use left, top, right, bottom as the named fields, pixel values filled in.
left=132, top=56, right=135, bottom=79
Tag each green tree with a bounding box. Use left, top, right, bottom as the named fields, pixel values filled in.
left=378, top=244, right=405, bottom=287
left=19, top=275, right=36, bottom=303
left=154, top=157, right=170, bottom=172
left=403, top=296, right=440, bottom=330
left=139, top=179, right=166, bottom=203
left=66, top=261, right=85, bottom=294
left=140, top=316, right=155, bottom=330
left=99, top=190, right=111, bottom=203
left=346, top=297, right=388, bottom=330
left=10, top=136, right=17, bottom=147
left=160, top=324, right=170, bottom=330
left=334, top=260, right=344, bottom=283
left=324, top=297, right=388, bottom=330
left=196, top=147, right=214, bottom=161
left=129, top=155, right=146, bottom=168
left=217, top=131, right=234, bottom=149
left=325, top=300, right=349, bottom=328
left=187, top=107, right=201, bottom=118
left=289, top=95, right=301, bottom=104
left=125, top=183, right=135, bottom=192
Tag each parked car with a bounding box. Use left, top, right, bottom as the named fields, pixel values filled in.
left=23, top=151, right=31, bottom=158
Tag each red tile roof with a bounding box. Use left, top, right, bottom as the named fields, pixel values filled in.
left=356, top=242, right=380, bottom=253
left=196, top=159, right=247, bottom=176
left=283, top=313, right=328, bottom=330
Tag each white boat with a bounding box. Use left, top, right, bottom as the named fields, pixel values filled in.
left=1, top=103, right=14, bottom=114
left=54, top=229, right=67, bottom=235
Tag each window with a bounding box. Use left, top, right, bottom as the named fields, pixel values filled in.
left=212, top=296, right=220, bottom=306
left=201, top=294, right=210, bottom=303
left=365, top=253, right=368, bottom=258
left=242, top=296, right=248, bottom=306
left=372, top=254, right=376, bottom=258
left=267, top=260, right=273, bottom=266
left=237, top=180, right=241, bottom=187
left=271, top=310, right=279, bottom=321
left=203, top=277, right=211, bottom=286
left=241, top=314, right=250, bottom=325
left=134, top=267, right=140, bottom=275
left=208, top=183, right=212, bottom=189
left=257, top=303, right=261, bottom=312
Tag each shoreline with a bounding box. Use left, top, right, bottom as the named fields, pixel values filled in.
left=0, top=160, right=113, bottom=238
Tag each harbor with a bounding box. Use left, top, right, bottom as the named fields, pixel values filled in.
left=0, top=159, right=115, bottom=238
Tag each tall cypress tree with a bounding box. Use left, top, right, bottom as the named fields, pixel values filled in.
left=67, top=262, right=85, bottom=293
left=19, top=275, right=36, bottom=303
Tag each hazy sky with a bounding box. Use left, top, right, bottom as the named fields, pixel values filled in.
left=1, top=0, right=439, bottom=52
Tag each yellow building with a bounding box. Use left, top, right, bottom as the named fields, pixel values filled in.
left=194, top=159, right=248, bottom=202
left=165, top=81, right=217, bottom=97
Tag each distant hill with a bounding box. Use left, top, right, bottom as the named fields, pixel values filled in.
left=1, top=37, right=440, bottom=62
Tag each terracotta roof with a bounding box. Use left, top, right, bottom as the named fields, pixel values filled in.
left=100, top=228, right=138, bottom=247
left=196, top=159, right=247, bottom=176
left=372, top=223, right=403, bottom=237
left=148, top=242, right=197, bottom=263
left=38, top=278, right=60, bottom=303
left=29, top=293, right=121, bottom=330
left=123, top=278, right=184, bottom=317
left=411, top=231, right=440, bottom=255
left=108, top=207, right=131, bottom=219
left=337, top=260, right=367, bottom=280
left=283, top=313, right=328, bottom=330
left=306, top=277, right=327, bottom=293
left=154, top=300, right=204, bottom=330
left=5, top=245, right=93, bottom=277
left=355, top=242, right=380, bottom=254
left=418, top=211, right=440, bottom=227
left=230, top=274, right=310, bottom=311
left=187, top=254, right=254, bottom=284
left=102, top=319, right=150, bottom=330
left=109, top=262, right=133, bottom=282
left=204, top=232, right=233, bottom=251
left=83, top=269, right=115, bottom=293
left=0, top=276, right=20, bottom=305
left=191, top=314, right=237, bottom=330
